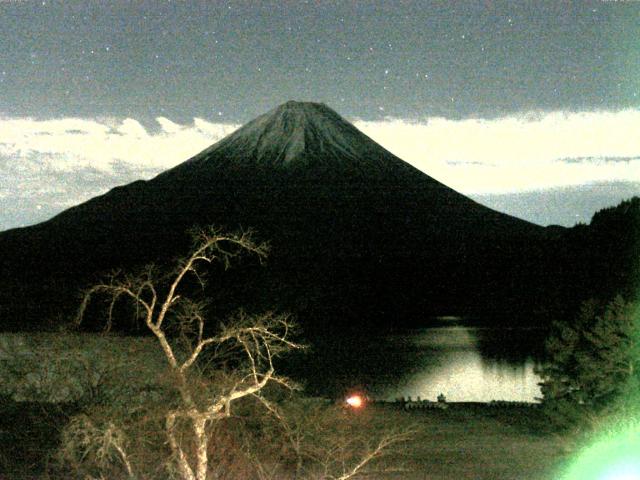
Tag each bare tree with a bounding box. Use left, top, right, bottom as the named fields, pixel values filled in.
left=75, top=227, right=303, bottom=480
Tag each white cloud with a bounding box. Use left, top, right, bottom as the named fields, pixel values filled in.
left=155, top=116, right=183, bottom=134
left=117, top=118, right=148, bottom=138
left=0, top=116, right=240, bottom=177
left=355, top=109, right=640, bottom=193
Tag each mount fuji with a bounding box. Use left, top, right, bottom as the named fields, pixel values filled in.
left=0, top=101, right=553, bottom=331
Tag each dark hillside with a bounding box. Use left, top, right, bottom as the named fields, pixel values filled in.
left=549, top=196, right=640, bottom=318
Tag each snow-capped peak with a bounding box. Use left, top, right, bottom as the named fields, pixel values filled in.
left=186, top=100, right=398, bottom=170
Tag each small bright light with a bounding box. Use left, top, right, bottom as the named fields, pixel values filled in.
left=346, top=395, right=364, bottom=408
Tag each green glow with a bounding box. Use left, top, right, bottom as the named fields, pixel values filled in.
left=560, top=297, right=640, bottom=480
left=560, top=421, right=640, bottom=480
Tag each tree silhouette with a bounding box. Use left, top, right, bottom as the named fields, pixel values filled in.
left=538, top=295, right=640, bottom=429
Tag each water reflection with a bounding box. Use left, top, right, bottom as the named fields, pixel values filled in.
left=296, top=325, right=547, bottom=403
left=374, top=327, right=545, bottom=402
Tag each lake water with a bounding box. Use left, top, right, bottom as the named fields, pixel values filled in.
left=375, top=326, right=545, bottom=402
left=1, top=325, right=548, bottom=404
left=301, top=323, right=547, bottom=403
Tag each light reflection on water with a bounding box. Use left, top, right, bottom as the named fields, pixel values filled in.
left=370, top=326, right=544, bottom=403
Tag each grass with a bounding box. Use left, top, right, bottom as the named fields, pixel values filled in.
left=361, top=403, right=570, bottom=480
left=0, top=398, right=572, bottom=479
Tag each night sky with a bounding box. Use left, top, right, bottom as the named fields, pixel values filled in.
left=1, top=0, right=639, bottom=229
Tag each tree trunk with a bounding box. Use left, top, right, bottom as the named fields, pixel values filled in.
left=166, top=412, right=196, bottom=480
left=194, top=415, right=209, bottom=480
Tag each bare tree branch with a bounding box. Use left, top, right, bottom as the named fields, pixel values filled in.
left=71, top=227, right=303, bottom=480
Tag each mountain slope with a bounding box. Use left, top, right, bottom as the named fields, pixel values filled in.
left=0, top=101, right=551, bottom=331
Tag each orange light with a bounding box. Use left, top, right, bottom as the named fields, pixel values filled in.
left=346, top=394, right=364, bottom=408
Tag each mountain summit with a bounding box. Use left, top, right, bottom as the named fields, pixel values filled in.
left=0, top=101, right=551, bottom=331
left=182, top=101, right=394, bottom=169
